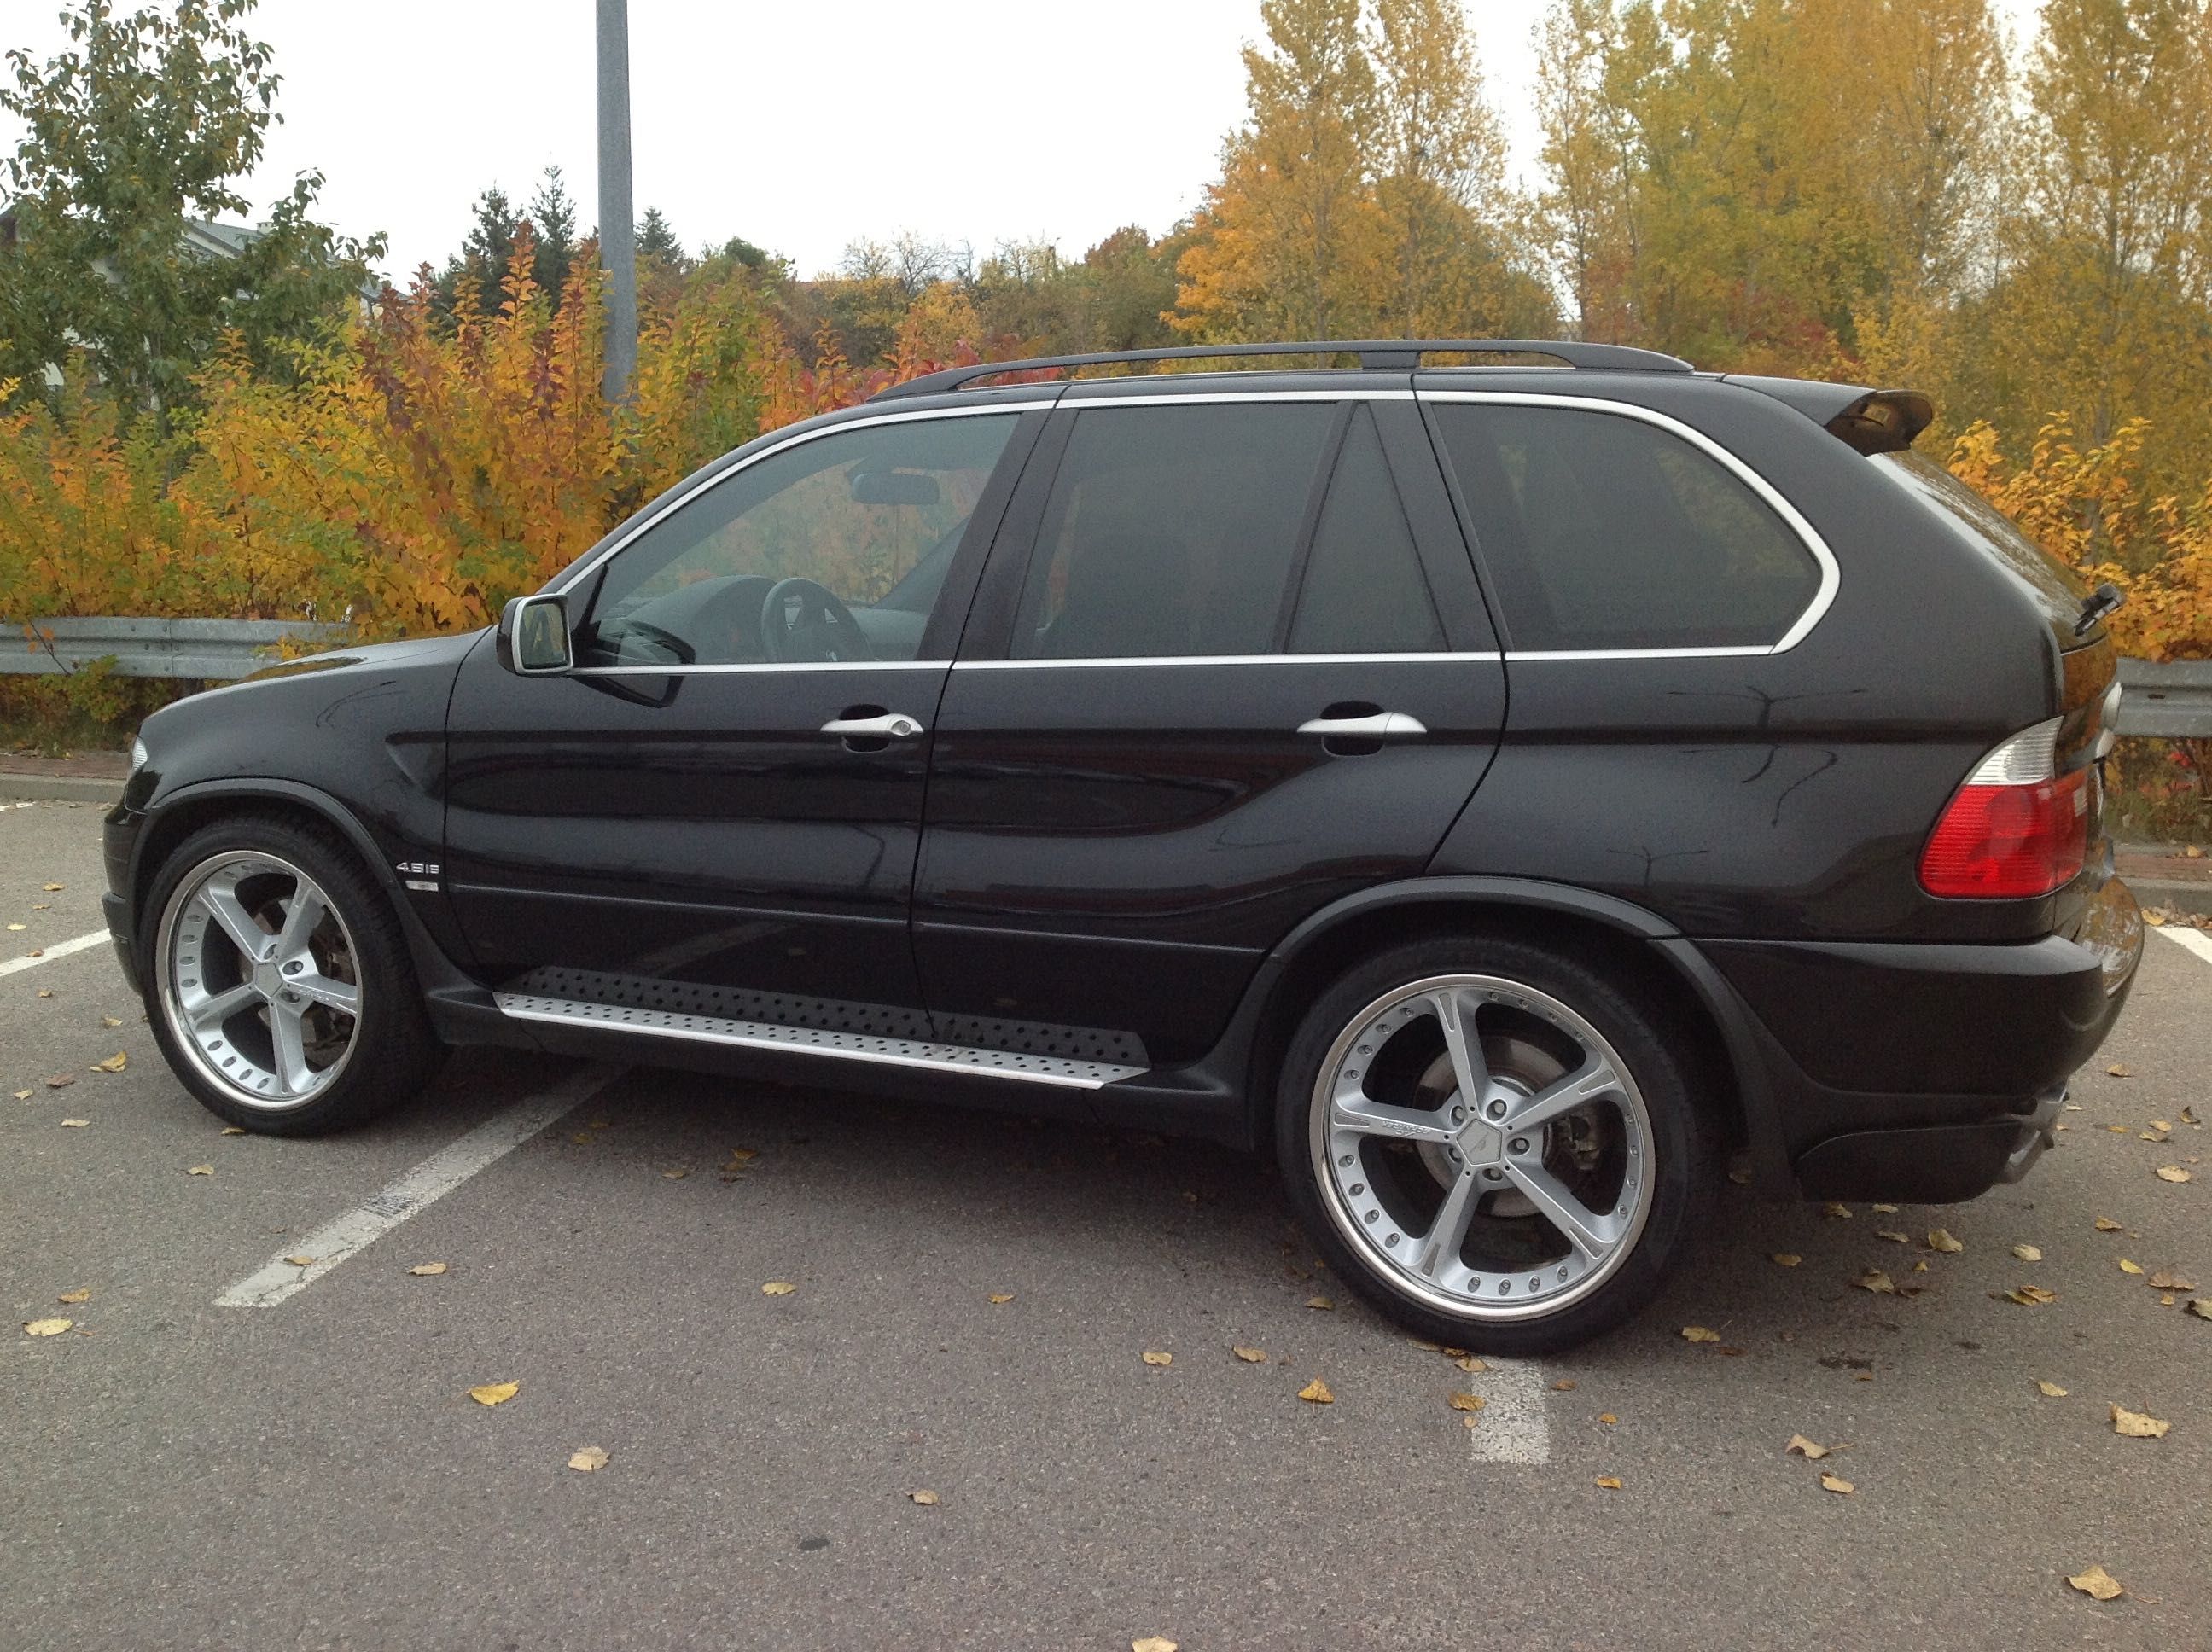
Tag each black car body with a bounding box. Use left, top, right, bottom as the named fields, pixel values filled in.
left=104, top=340, right=2142, bottom=1350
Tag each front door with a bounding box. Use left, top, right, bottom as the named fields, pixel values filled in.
left=913, top=392, right=1509, bottom=1067
left=442, top=407, right=1038, bottom=1031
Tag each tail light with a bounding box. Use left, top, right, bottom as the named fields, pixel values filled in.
left=1918, top=718, right=2089, bottom=899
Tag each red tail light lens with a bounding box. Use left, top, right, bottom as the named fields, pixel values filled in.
left=1919, top=720, right=2089, bottom=899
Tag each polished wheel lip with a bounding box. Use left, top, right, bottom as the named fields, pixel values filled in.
left=153, top=848, right=362, bottom=1113
left=1307, top=972, right=1657, bottom=1323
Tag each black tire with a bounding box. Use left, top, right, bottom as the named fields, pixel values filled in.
left=1274, top=935, right=1715, bottom=1355
left=140, top=813, right=443, bottom=1135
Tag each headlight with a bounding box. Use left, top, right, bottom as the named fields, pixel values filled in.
left=129, top=736, right=149, bottom=777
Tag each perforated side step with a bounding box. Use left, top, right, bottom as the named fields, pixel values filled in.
left=492, top=992, right=1147, bottom=1091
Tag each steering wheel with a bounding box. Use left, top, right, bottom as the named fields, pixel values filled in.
left=594, top=616, right=696, bottom=666
left=759, top=577, right=873, bottom=663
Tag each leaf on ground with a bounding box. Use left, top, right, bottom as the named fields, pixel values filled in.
left=2037, top=1380, right=2069, bottom=1398
left=185, top=1164, right=212, bottom=1176
left=568, top=1446, right=609, bottom=1472
left=1231, top=1346, right=1266, bottom=1363
left=56, top=1288, right=90, bottom=1305
left=468, top=1381, right=520, bottom=1406
left=2095, top=1216, right=2123, bottom=1231
left=41, top=882, right=62, bottom=892
left=1599, top=1412, right=1619, bottom=1424
left=1771, top=1253, right=1802, bottom=1267
left=1305, top=1295, right=1334, bottom=1311
left=1141, top=1350, right=1173, bottom=1367
left=1856, top=1269, right=1897, bottom=1294
left=25, top=1318, right=72, bottom=1336
left=2106, top=1126, right=2131, bottom=1135
left=1297, top=1377, right=1334, bottom=1404
left=1927, top=1229, right=1963, bottom=1253
left=1819, top=1472, right=1855, bottom=1494
left=59, top=1118, right=87, bottom=1127
left=1871, top=1203, right=1899, bottom=1213
left=2067, top=1564, right=2124, bottom=1602
left=2186, top=1299, right=2212, bottom=1320
left=2106, top=1062, right=2132, bottom=1078
left=2110, top=1405, right=2169, bottom=1439
left=283, top=1255, right=314, bottom=1267
left=761, top=1281, right=796, bottom=1296
left=661, top=1168, right=688, bottom=1179
left=2146, top=1270, right=2196, bottom=1291
left=724, top=1148, right=759, bottom=1168
left=1823, top=1202, right=1852, bottom=1219
left=2118, top=1259, right=2145, bottom=1275
left=2005, top=1285, right=2059, bottom=1306
left=1681, top=1325, right=1721, bottom=1343
left=907, top=1488, right=939, bottom=1505
left=2185, top=1106, right=2201, bottom=1126
left=1594, top=1475, right=1622, bottom=1490
left=2150, top=1120, right=2171, bottom=1132
left=406, top=1262, right=447, bottom=1277
left=99, top=1015, right=121, bottom=1029
left=2013, top=1244, right=2043, bottom=1261
left=89, top=1051, right=125, bottom=1073
left=1447, top=1391, right=1486, bottom=1412
left=10, top=1089, right=28, bottom=1101
left=1876, top=1230, right=1910, bottom=1243
left=1454, top=1356, right=1487, bottom=1373
left=1552, top=1378, right=1577, bottom=1391
left=6, top=922, right=24, bottom=930
left=220, top=1126, right=246, bottom=1135
left=2155, top=1166, right=2192, bottom=1183
left=1132, top=1638, right=1179, bottom=1652
left=988, top=1293, right=1016, bottom=1305
left=44, top=1073, right=73, bottom=1088
left=1786, top=1434, right=1831, bottom=1459
left=2143, top=1131, right=2170, bottom=1142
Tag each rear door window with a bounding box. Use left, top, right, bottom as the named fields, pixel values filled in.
left=1288, top=407, right=1447, bottom=654
left=1429, top=402, right=1821, bottom=652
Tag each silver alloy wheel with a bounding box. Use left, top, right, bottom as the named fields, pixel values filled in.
left=154, top=850, right=363, bottom=1110
left=1307, top=973, right=1656, bottom=1322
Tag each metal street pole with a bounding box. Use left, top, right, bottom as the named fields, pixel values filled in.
left=597, top=0, right=637, bottom=402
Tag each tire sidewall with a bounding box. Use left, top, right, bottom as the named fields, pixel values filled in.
left=1275, top=935, right=1709, bottom=1354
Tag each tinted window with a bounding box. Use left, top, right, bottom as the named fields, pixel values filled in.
left=577, top=413, right=1016, bottom=666
left=1289, top=407, right=1445, bottom=654
left=1014, top=403, right=1336, bottom=659
left=1871, top=451, right=2087, bottom=636
left=1432, top=404, right=1819, bottom=651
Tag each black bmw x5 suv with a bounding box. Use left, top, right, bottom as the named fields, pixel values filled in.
left=103, top=339, right=2143, bottom=1352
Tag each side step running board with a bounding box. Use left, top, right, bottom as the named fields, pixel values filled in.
left=493, top=992, right=1147, bottom=1091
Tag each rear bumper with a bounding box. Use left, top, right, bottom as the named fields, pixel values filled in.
left=1700, top=877, right=2141, bottom=1203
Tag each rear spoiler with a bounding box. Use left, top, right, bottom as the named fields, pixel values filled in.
left=1721, top=375, right=1935, bottom=456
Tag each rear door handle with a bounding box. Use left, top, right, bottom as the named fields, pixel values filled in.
left=1295, top=712, right=1428, bottom=740
left=820, top=712, right=925, bottom=739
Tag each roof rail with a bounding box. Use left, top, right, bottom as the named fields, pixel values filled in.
left=870, top=338, right=1695, bottom=401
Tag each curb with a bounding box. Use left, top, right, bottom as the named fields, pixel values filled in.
left=0, top=775, right=124, bottom=806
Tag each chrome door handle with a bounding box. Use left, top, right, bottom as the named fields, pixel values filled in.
left=1295, top=712, right=1428, bottom=740
left=820, top=712, right=925, bottom=739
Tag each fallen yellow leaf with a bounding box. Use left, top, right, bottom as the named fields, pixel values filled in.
left=60, top=1118, right=87, bottom=1127
left=185, top=1164, right=212, bottom=1175
left=468, top=1381, right=520, bottom=1406
left=908, top=1489, right=939, bottom=1505
left=725, top=1147, right=759, bottom=1167
left=1856, top=1269, right=1897, bottom=1294
left=1875, top=1230, right=1909, bottom=1243
left=1770, top=1253, right=1802, bottom=1267
left=2118, top=1259, right=2145, bottom=1275
left=1453, top=1355, right=1487, bottom=1372
left=1786, top=1434, right=1831, bottom=1460
left=1870, top=1203, right=1899, bottom=1213
left=2005, top=1284, right=2059, bottom=1305
left=44, top=1074, right=73, bottom=1088
left=41, top=882, right=61, bottom=891
left=988, top=1293, right=1016, bottom=1305
left=99, top=1015, right=121, bottom=1028
left=1598, top=1412, right=1619, bottom=1425
left=56, top=1288, right=90, bottom=1305
left=2150, top=1120, right=2171, bottom=1132
left=1819, top=1472, right=1855, bottom=1495
left=2094, top=1216, right=2122, bottom=1231
left=761, top=1281, right=796, bottom=1296
left=1928, top=1229, right=1963, bottom=1253
left=220, top=1126, right=246, bottom=1135
left=2037, top=1380, right=2068, bottom=1397
left=2146, top=1270, right=2196, bottom=1291
left=2106, top=1062, right=2132, bottom=1078
left=283, top=1255, right=314, bottom=1267
left=2155, top=1166, right=2192, bottom=1183
left=1681, top=1326, right=1721, bottom=1343
left=24, top=1318, right=72, bottom=1336
left=1141, top=1350, right=1173, bottom=1367
left=6, top=922, right=23, bottom=930
left=10, top=1089, right=28, bottom=1101
left=1594, top=1475, right=1622, bottom=1490
left=661, top=1168, right=687, bottom=1179
left=568, top=1446, right=609, bottom=1472
left=1552, top=1378, right=1577, bottom=1391
left=1447, top=1391, right=1487, bottom=1412
left=2067, top=1564, right=2123, bottom=1602
left=2106, top=1125, right=2131, bottom=1135
left=2013, top=1244, right=2043, bottom=1261
left=406, top=1261, right=448, bottom=1277
left=2110, top=1405, right=2169, bottom=1439
left=89, top=1051, right=125, bottom=1073
left=1297, top=1377, right=1334, bottom=1404
left=1823, top=1202, right=1852, bottom=1219
left=1231, top=1346, right=1266, bottom=1363
left=2186, top=1299, right=2211, bottom=1320
left=1132, top=1638, right=1179, bottom=1652
left=1305, top=1294, right=1334, bottom=1310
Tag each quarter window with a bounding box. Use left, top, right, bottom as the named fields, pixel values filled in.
left=576, top=413, right=1017, bottom=666
left=1431, top=403, right=1820, bottom=652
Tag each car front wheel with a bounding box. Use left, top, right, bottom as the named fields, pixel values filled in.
left=143, top=815, right=440, bottom=1134
left=1276, top=936, right=1714, bottom=1354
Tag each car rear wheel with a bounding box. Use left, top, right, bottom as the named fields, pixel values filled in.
left=1276, top=936, right=1714, bottom=1354
left=144, top=815, right=440, bottom=1134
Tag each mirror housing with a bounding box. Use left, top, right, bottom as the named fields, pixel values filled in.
left=498, top=592, right=573, bottom=675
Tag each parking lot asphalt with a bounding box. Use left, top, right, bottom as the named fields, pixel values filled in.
left=4, top=795, right=2208, bottom=1652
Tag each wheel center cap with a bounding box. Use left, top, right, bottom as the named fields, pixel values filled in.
left=253, top=960, right=283, bottom=998
left=1455, top=1118, right=1504, bottom=1166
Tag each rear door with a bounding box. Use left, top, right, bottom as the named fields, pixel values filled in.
left=911, top=388, right=1509, bottom=1067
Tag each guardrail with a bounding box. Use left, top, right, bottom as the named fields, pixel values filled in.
left=2117, top=659, right=2212, bottom=739
left=4, top=617, right=353, bottom=681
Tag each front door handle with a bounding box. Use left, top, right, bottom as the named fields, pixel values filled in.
left=1295, top=712, right=1428, bottom=740
left=820, top=712, right=925, bottom=740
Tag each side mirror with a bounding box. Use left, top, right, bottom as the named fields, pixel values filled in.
left=498, top=593, right=573, bottom=675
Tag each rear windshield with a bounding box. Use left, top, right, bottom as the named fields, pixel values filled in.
left=1871, top=452, right=2089, bottom=637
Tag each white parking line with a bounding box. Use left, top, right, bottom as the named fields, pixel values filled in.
left=215, top=1063, right=625, bottom=1307
left=1, top=928, right=113, bottom=978
left=2157, top=925, right=2212, bottom=968
left=1465, top=1357, right=1551, bottom=1465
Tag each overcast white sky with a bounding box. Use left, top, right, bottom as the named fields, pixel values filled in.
left=2, top=0, right=2047, bottom=283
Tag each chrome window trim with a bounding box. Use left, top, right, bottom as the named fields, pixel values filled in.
left=955, top=651, right=1502, bottom=671
left=546, top=400, right=1058, bottom=598
left=572, top=660, right=945, bottom=678
left=1417, top=389, right=1840, bottom=657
